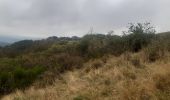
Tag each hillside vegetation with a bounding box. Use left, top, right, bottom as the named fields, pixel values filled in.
left=0, top=23, right=170, bottom=99
left=3, top=51, right=170, bottom=100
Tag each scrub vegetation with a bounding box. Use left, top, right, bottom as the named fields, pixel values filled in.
left=0, top=23, right=170, bottom=100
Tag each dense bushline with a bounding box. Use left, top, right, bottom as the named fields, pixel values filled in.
left=0, top=58, right=45, bottom=95
left=0, top=23, right=169, bottom=95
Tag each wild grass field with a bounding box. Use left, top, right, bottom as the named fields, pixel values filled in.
left=2, top=51, right=170, bottom=100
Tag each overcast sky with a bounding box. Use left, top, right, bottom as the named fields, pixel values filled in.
left=0, top=0, right=170, bottom=42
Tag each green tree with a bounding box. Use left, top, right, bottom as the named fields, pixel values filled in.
left=124, top=22, right=156, bottom=52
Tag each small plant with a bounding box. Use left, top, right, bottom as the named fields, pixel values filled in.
left=73, top=95, right=89, bottom=100
left=91, top=59, right=104, bottom=69
left=123, top=71, right=136, bottom=80
left=131, top=57, right=141, bottom=68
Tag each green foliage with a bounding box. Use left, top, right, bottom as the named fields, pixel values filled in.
left=73, top=95, right=90, bottom=100
left=124, top=22, right=156, bottom=52
left=78, top=34, right=107, bottom=58
left=78, top=34, right=125, bottom=58
left=0, top=66, right=45, bottom=94
left=144, top=33, right=170, bottom=62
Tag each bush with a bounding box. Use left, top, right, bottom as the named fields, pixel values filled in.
left=78, top=34, right=106, bottom=58
left=155, top=74, right=170, bottom=100
left=0, top=66, right=45, bottom=94
left=91, top=59, right=104, bottom=69
left=123, top=23, right=155, bottom=52
left=143, top=40, right=167, bottom=62
left=53, top=53, right=84, bottom=72
left=73, top=95, right=90, bottom=100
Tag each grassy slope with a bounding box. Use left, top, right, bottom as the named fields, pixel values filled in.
left=2, top=51, right=170, bottom=100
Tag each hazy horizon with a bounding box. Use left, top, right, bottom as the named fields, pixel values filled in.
left=0, top=0, right=170, bottom=42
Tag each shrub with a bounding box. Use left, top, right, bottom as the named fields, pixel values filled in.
left=155, top=74, right=170, bottom=92
left=123, top=23, right=155, bottom=52
left=143, top=40, right=166, bottom=62
left=78, top=34, right=108, bottom=58
left=73, top=95, right=89, bottom=100
left=52, top=53, right=84, bottom=72
left=154, top=74, right=170, bottom=100
left=91, top=59, right=104, bottom=69
left=0, top=66, right=45, bottom=94
left=130, top=57, right=141, bottom=68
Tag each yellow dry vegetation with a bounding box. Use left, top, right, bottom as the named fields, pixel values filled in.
left=2, top=52, right=170, bottom=100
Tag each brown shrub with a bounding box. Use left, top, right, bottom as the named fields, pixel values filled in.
left=154, top=74, right=170, bottom=92
left=142, top=40, right=168, bottom=62
left=153, top=73, right=170, bottom=100
left=122, top=71, right=136, bottom=80
left=53, top=53, right=84, bottom=72
left=91, top=59, right=104, bottom=69
left=131, top=58, right=140, bottom=66
left=121, top=81, right=156, bottom=100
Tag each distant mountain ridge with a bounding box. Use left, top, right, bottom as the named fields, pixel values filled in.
left=0, top=41, right=9, bottom=47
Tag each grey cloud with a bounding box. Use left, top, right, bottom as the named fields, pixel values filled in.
left=0, top=0, right=170, bottom=42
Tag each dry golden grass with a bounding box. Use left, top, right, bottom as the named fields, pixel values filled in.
left=2, top=52, right=170, bottom=100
